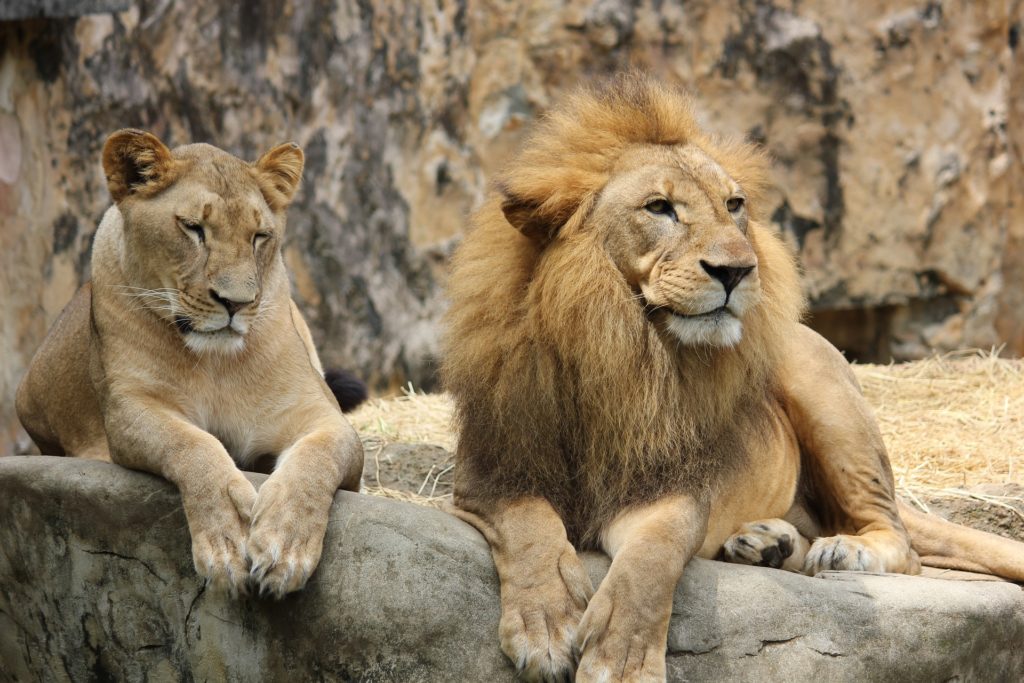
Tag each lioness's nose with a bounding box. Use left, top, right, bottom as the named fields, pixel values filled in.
left=700, top=261, right=755, bottom=296
left=210, top=289, right=255, bottom=316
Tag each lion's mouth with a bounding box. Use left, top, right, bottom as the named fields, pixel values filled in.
left=669, top=305, right=731, bottom=320
left=174, top=316, right=194, bottom=334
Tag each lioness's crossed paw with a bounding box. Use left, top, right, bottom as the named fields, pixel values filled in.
left=722, top=519, right=807, bottom=572
left=803, top=534, right=883, bottom=574
left=184, top=474, right=257, bottom=596
left=191, top=528, right=251, bottom=597
left=246, top=478, right=330, bottom=598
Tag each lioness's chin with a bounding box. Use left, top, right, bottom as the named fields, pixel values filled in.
left=183, top=329, right=246, bottom=355
left=665, top=311, right=743, bottom=347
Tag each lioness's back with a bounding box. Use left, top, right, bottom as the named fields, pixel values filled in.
left=16, top=283, right=106, bottom=459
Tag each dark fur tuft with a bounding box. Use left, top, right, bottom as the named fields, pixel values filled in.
left=324, top=369, right=368, bottom=412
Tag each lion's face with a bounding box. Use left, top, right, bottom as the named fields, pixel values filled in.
left=596, top=144, right=760, bottom=347
left=102, top=131, right=303, bottom=354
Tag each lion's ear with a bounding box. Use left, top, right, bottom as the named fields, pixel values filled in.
left=500, top=194, right=549, bottom=240
left=499, top=186, right=576, bottom=242
left=253, top=142, right=304, bottom=211
left=102, top=129, right=177, bottom=203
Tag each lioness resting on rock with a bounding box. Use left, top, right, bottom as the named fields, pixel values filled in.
left=443, top=75, right=1024, bottom=682
left=16, top=130, right=364, bottom=598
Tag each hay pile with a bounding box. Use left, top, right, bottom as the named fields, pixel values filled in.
left=348, top=353, right=1024, bottom=508
left=852, top=350, right=1023, bottom=514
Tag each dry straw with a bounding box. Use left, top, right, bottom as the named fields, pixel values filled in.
left=349, top=352, right=1024, bottom=509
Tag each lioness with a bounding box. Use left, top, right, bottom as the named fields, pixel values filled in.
left=443, top=75, right=1024, bottom=681
left=16, top=130, right=363, bottom=597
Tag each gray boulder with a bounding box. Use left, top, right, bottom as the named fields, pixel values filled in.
left=1, top=456, right=1022, bottom=682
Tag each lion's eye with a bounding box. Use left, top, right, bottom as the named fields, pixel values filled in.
left=644, top=199, right=676, bottom=218
left=726, top=197, right=745, bottom=213
left=178, top=218, right=205, bottom=243
left=253, top=232, right=271, bottom=248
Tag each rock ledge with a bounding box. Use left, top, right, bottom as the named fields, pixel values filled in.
left=1, top=457, right=1022, bottom=681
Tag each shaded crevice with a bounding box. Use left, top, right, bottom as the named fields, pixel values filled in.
left=77, top=546, right=168, bottom=585
left=184, top=580, right=208, bottom=643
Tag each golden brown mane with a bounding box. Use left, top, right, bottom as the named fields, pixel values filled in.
left=443, top=74, right=805, bottom=546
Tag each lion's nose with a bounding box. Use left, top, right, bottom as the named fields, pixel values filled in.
left=700, top=261, right=755, bottom=296
left=210, top=289, right=255, bottom=317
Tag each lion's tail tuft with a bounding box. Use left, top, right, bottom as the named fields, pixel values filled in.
left=324, top=368, right=368, bottom=413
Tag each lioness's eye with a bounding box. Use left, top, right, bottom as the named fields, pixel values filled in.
left=253, top=232, right=271, bottom=248
left=726, top=197, right=745, bottom=213
left=178, top=218, right=205, bottom=243
left=644, top=199, right=676, bottom=218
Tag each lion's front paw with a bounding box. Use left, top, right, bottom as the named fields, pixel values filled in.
left=500, top=546, right=593, bottom=682
left=184, top=474, right=257, bottom=597
left=246, top=477, right=331, bottom=598
left=722, top=519, right=808, bottom=572
left=803, top=534, right=884, bottom=574
left=576, top=589, right=666, bottom=683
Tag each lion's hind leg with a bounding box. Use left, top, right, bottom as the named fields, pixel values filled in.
left=721, top=519, right=809, bottom=572
left=898, top=501, right=1024, bottom=581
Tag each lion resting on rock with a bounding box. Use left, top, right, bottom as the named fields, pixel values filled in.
left=443, top=75, right=1024, bottom=681
left=16, top=130, right=364, bottom=598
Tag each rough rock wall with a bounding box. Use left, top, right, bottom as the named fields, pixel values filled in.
left=3, top=457, right=1024, bottom=681
left=1, top=0, right=1021, bottom=454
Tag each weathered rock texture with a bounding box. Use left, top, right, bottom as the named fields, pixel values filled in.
left=0, top=1, right=128, bottom=21
left=2, top=1, right=1022, bottom=454
left=2, top=456, right=1024, bottom=681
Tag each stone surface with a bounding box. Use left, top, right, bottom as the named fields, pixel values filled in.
left=0, top=1, right=129, bottom=21
left=2, top=456, right=1024, bottom=681
left=1, top=1, right=1022, bottom=456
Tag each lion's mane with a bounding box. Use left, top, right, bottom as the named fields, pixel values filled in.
left=443, top=74, right=805, bottom=546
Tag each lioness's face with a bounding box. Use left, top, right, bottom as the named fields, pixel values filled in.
left=598, top=144, right=760, bottom=347
left=103, top=131, right=303, bottom=355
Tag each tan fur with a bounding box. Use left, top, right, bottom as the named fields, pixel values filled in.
left=444, top=74, right=1024, bottom=682
left=16, top=130, right=363, bottom=598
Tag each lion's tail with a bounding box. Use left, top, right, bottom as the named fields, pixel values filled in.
left=898, top=501, right=1024, bottom=581
left=324, top=368, right=368, bottom=413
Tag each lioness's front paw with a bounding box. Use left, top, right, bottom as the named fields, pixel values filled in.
left=185, top=474, right=257, bottom=597
left=722, top=519, right=808, bottom=572
left=500, top=546, right=592, bottom=682
left=803, top=534, right=883, bottom=574
left=576, top=590, right=666, bottom=683
left=247, top=477, right=331, bottom=598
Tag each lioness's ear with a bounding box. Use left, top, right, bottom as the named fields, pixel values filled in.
left=253, top=142, right=304, bottom=211
left=102, top=129, right=177, bottom=203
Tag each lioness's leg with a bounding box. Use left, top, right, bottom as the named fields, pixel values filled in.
left=247, top=411, right=362, bottom=597
left=781, top=325, right=917, bottom=575
left=454, top=497, right=594, bottom=682
left=104, top=394, right=257, bottom=595
left=721, top=519, right=809, bottom=572
left=576, top=494, right=708, bottom=683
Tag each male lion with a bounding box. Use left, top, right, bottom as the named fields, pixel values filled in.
left=16, top=130, right=364, bottom=598
left=443, top=75, right=1024, bottom=681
